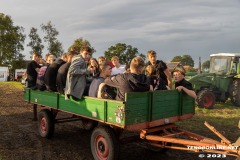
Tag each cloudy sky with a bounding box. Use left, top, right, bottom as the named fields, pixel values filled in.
left=1, top=0, right=240, bottom=66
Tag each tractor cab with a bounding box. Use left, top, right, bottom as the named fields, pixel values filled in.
left=209, top=53, right=240, bottom=76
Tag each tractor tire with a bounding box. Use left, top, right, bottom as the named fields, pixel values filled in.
left=231, top=79, right=240, bottom=107
left=229, top=84, right=234, bottom=104
left=91, top=125, right=119, bottom=160
left=38, top=109, right=55, bottom=139
left=196, top=90, right=215, bottom=109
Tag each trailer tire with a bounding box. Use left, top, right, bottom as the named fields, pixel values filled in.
left=38, top=109, right=55, bottom=139
left=232, top=79, right=240, bottom=107
left=91, top=125, right=119, bottom=160
left=197, top=90, right=215, bottom=109
left=79, top=119, right=98, bottom=130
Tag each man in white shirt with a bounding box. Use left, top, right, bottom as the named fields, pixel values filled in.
left=111, top=56, right=125, bottom=75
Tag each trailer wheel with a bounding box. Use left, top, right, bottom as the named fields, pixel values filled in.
left=38, top=109, right=55, bottom=139
left=197, top=90, right=215, bottom=109
left=79, top=118, right=98, bottom=130
left=91, top=126, right=119, bottom=160
left=232, top=79, right=240, bottom=107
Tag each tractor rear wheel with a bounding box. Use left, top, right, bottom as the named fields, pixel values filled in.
left=232, top=79, right=240, bottom=107
left=197, top=90, right=215, bottom=109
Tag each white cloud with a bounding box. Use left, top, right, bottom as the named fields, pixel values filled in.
left=0, top=0, right=240, bottom=65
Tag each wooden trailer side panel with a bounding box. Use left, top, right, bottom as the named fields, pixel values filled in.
left=181, top=93, right=195, bottom=115
left=152, top=90, right=180, bottom=120
left=24, top=88, right=195, bottom=130
left=124, top=92, right=151, bottom=125
left=24, top=88, right=125, bottom=127
left=29, top=89, right=58, bottom=107
left=124, top=90, right=195, bottom=131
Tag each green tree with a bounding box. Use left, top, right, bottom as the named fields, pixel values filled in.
left=0, top=13, right=25, bottom=66
left=41, top=21, right=63, bottom=57
left=68, top=37, right=95, bottom=55
left=10, top=53, right=26, bottom=73
left=171, top=56, right=182, bottom=62
left=104, top=43, right=144, bottom=64
left=185, top=66, right=198, bottom=72
left=171, top=55, right=194, bottom=67
left=27, top=27, right=44, bottom=57
left=202, top=60, right=210, bottom=72
left=181, top=55, right=194, bottom=67
left=139, top=53, right=146, bottom=62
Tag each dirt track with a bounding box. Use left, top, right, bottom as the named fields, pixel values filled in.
left=0, top=83, right=235, bottom=160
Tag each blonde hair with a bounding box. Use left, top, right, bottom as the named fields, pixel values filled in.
left=145, top=65, right=156, bottom=76
left=130, top=57, right=145, bottom=73
left=111, top=56, right=119, bottom=61
left=147, top=50, right=157, bottom=58
left=172, top=69, right=186, bottom=76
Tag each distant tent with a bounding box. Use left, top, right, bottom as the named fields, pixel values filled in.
left=0, top=67, right=9, bottom=82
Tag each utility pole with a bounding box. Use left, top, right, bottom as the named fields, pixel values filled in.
left=198, top=57, right=202, bottom=74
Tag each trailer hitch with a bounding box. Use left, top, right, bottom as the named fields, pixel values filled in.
left=204, top=121, right=240, bottom=156
left=141, top=122, right=240, bottom=157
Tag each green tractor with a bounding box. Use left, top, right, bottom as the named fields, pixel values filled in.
left=189, top=53, right=240, bottom=109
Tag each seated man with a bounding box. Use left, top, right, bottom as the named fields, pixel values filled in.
left=56, top=51, right=78, bottom=94
left=98, top=56, right=106, bottom=65
left=88, top=63, right=112, bottom=97
left=102, top=57, right=150, bottom=101
left=65, top=46, right=94, bottom=100
left=173, top=69, right=196, bottom=99
left=111, top=56, right=126, bottom=75
left=26, top=52, right=41, bottom=88
left=44, top=53, right=67, bottom=92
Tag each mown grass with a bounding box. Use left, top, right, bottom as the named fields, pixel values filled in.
left=177, top=100, right=240, bottom=143
left=0, top=81, right=25, bottom=90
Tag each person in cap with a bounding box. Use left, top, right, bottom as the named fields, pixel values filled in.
left=173, top=69, right=196, bottom=99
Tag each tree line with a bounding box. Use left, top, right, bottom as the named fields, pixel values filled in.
left=0, top=12, right=210, bottom=73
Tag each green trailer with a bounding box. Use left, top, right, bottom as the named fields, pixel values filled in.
left=24, top=88, right=240, bottom=159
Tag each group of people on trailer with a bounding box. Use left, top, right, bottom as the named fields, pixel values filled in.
left=26, top=47, right=196, bottom=101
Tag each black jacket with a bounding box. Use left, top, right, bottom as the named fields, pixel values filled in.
left=104, top=73, right=150, bottom=101
left=147, top=60, right=168, bottom=85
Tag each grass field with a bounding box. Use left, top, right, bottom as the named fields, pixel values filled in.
left=177, top=100, right=240, bottom=143
left=0, top=81, right=25, bottom=89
